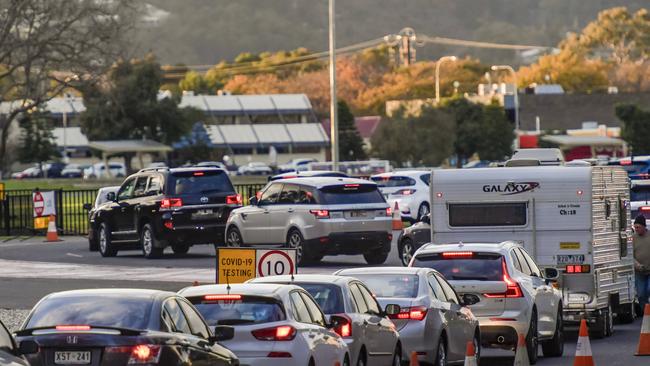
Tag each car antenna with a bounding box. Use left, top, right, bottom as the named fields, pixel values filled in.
left=458, top=241, right=464, bottom=248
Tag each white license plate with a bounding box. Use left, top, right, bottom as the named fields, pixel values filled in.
left=192, top=209, right=215, bottom=219
left=55, top=351, right=91, bottom=365
left=557, top=255, right=585, bottom=265
left=350, top=211, right=367, bottom=218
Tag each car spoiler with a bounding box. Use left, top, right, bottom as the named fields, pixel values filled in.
left=15, top=325, right=145, bottom=337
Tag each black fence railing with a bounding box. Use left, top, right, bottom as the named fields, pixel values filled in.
left=0, top=183, right=267, bottom=236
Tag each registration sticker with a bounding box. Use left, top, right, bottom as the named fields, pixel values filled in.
left=560, top=242, right=580, bottom=250
left=557, top=255, right=585, bottom=265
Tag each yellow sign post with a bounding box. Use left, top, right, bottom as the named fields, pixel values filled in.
left=0, top=182, right=4, bottom=201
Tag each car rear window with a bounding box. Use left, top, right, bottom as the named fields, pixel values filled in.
left=345, top=274, right=419, bottom=298
left=631, top=184, right=650, bottom=202
left=187, top=295, right=286, bottom=326
left=167, top=170, right=235, bottom=195
left=413, top=253, right=504, bottom=281
left=296, top=283, right=344, bottom=314
left=371, top=176, right=416, bottom=187
left=319, top=184, right=385, bottom=204
left=25, top=296, right=151, bottom=330
left=616, top=162, right=648, bottom=175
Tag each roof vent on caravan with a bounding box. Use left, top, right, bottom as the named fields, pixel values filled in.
left=565, top=160, right=594, bottom=167
left=510, top=148, right=564, bottom=166
left=504, top=159, right=541, bottom=167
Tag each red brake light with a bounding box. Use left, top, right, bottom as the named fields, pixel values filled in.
left=388, top=306, right=428, bottom=321
left=226, top=194, right=242, bottom=205
left=484, top=259, right=523, bottom=298
left=620, top=159, right=632, bottom=166
left=204, top=294, right=242, bottom=301
left=161, top=198, right=182, bottom=209
left=641, top=207, right=650, bottom=212
left=310, top=209, right=330, bottom=218
left=331, top=314, right=352, bottom=337
left=252, top=325, right=296, bottom=341
left=344, top=184, right=360, bottom=188
left=386, top=207, right=392, bottom=216
left=193, top=171, right=205, bottom=176
left=442, top=251, right=474, bottom=259
left=128, top=345, right=162, bottom=364
left=566, top=265, right=590, bottom=274
left=55, top=325, right=91, bottom=331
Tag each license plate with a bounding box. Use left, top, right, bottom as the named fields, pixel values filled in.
left=557, top=255, right=585, bottom=265
left=350, top=211, right=367, bottom=218
left=192, top=209, right=216, bottom=219
left=55, top=351, right=91, bottom=365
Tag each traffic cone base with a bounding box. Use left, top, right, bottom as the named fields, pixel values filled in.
left=45, top=215, right=60, bottom=242
left=392, top=202, right=403, bottom=230
left=409, top=351, right=419, bottom=366
left=636, top=304, right=650, bottom=356
left=463, top=341, right=478, bottom=366
left=574, top=319, right=595, bottom=366
left=513, top=333, right=530, bottom=366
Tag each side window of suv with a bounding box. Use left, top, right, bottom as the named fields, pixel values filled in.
left=117, top=178, right=136, bottom=201
left=146, top=175, right=162, bottom=195
left=298, top=186, right=317, bottom=204
left=278, top=184, right=300, bottom=204
left=259, top=184, right=282, bottom=205
left=520, top=249, right=542, bottom=278
left=513, top=249, right=533, bottom=276
left=132, top=177, right=149, bottom=198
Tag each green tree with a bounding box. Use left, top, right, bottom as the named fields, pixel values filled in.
left=617, top=104, right=650, bottom=155
left=17, top=111, right=59, bottom=170
left=476, top=104, right=515, bottom=161
left=337, top=101, right=367, bottom=161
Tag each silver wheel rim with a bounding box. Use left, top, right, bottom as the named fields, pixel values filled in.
left=438, top=342, right=446, bottom=366
left=143, top=228, right=152, bottom=255
left=99, top=227, right=107, bottom=253
left=419, top=204, right=429, bottom=219
left=227, top=230, right=241, bottom=247
left=288, top=232, right=303, bottom=261
left=402, top=242, right=413, bottom=265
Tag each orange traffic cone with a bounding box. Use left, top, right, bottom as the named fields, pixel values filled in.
left=409, top=351, right=419, bottom=366
left=45, top=215, right=60, bottom=242
left=464, top=341, right=478, bottom=366
left=513, top=333, right=530, bottom=366
left=392, top=202, right=403, bottom=230
left=636, top=304, right=650, bottom=356
left=574, top=318, right=595, bottom=366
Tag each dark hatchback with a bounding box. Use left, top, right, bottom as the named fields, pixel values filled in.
left=89, top=167, right=242, bottom=258
left=15, top=289, right=239, bottom=366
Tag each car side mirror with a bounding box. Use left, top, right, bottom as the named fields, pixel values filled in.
left=422, top=214, right=431, bottom=225
left=211, top=325, right=234, bottom=343
left=18, top=340, right=39, bottom=355
left=249, top=196, right=258, bottom=206
left=327, top=314, right=346, bottom=329
left=82, top=203, right=92, bottom=211
left=544, top=267, right=559, bottom=282
left=106, top=192, right=116, bottom=202
left=384, top=304, right=401, bottom=316
left=461, top=293, right=480, bottom=306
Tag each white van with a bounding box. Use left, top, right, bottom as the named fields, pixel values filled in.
left=427, top=164, right=635, bottom=336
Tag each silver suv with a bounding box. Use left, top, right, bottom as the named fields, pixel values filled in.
left=225, top=177, right=393, bottom=265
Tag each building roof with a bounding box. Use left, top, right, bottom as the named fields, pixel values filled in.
left=541, top=135, right=625, bottom=147
left=52, top=127, right=89, bottom=147
left=88, top=140, right=172, bottom=154
left=322, top=116, right=383, bottom=139
left=194, top=123, right=328, bottom=149
left=179, top=93, right=313, bottom=115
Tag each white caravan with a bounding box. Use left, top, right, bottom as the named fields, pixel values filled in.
left=428, top=164, right=635, bottom=336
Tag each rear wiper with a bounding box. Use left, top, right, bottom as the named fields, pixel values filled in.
left=217, top=319, right=254, bottom=325
left=451, top=275, right=490, bottom=281
left=15, top=325, right=144, bottom=337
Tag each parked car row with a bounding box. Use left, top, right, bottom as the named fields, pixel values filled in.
left=11, top=162, right=127, bottom=179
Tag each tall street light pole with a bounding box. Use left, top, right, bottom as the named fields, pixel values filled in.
left=491, top=65, right=519, bottom=148
left=435, top=56, right=457, bottom=103
left=328, top=0, right=339, bottom=171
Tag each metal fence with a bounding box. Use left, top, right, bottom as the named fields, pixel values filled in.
left=0, top=183, right=267, bottom=236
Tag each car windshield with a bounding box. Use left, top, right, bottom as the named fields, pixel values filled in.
left=631, top=184, right=650, bottom=202
left=319, top=184, right=385, bottom=204
left=345, top=274, right=419, bottom=298
left=187, top=296, right=285, bottom=326
left=168, top=170, right=234, bottom=195
left=25, top=296, right=151, bottom=330
left=371, top=176, right=416, bottom=187
left=615, top=162, right=648, bottom=175
left=413, top=253, right=504, bottom=281
left=296, top=283, right=344, bottom=314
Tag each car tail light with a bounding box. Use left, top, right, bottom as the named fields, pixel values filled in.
left=267, top=352, right=292, bottom=358
left=193, top=171, right=205, bottom=176
left=252, top=325, right=296, bottom=341
left=566, top=265, right=591, bottom=274
left=385, top=207, right=392, bottom=216
left=641, top=207, right=650, bottom=212
left=161, top=198, right=182, bottom=209
left=620, top=159, right=632, bottom=166
left=389, top=306, right=428, bottom=321
left=204, top=294, right=242, bottom=301
left=394, top=189, right=416, bottom=195
left=484, top=259, right=523, bottom=298
left=128, top=345, right=162, bottom=364
left=331, top=314, right=352, bottom=338
left=310, top=209, right=330, bottom=219
left=282, top=176, right=298, bottom=179
left=163, top=220, right=173, bottom=229
left=55, top=325, right=91, bottom=331
left=226, top=194, right=242, bottom=205
left=442, top=251, right=474, bottom=259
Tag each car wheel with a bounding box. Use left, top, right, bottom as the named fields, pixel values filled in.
left=618, top=302, right=636, bottom=324
left=400, top=238, right=414, bottom=266
left=141, top=224, right=163, bottom=259
left=526, top=312, right=539, bottom=365
left=542, top=307, right=564, bottom=357
left=226, top=227, right=243, bottom=247
left=417, top=203, right=429, bottom=221
left=343, top=354, right=350, bottom=366
left=363, top=251, right=389, bottom=265
left=473, top=332, right=481, bottom=365
left=391, top=345, right=402, bottom=366
left=356, top=350, right=366, bottom=366
left=98, top=223, right=117, bottom=257
left=605, top=303, right=614, bottom=336
left=88, top=233, right=99, bottom=252
left=171, top=243, right=190, bottom=255
left=286, top=229, right=305, bottom=265
left=435, top=337, right=447, bottom=366
left=593, top=304, right=613, bottom=339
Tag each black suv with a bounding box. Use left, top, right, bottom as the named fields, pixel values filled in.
left=88, top=167, right=241, bottom=258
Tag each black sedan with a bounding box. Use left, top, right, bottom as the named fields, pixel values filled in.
left=397, top=214, right=431, bottom=266
left=15, top=289, right=239, bottom=366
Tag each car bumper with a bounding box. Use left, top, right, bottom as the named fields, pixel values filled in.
left=476, top=312, right=529, bottom=348
left=158, top=222, right=226, bottom=246
left=306, top=231, right=392, bottom=256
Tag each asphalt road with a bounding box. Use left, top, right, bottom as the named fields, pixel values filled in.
left=0, top=235, right=647, bottom=365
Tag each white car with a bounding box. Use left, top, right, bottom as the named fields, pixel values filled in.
left=179, top=284, right=351, bottom=366
left=630, top=179, right=650, bottom=218
left=83, top=162, right=126, bottom=179
left=238, top=162, right=273, bottom=175
left=409, top=241, right=564, bottom=364
left=278, top=158, right=318, bottom=173
left=371, top=171, right=431, bottom=222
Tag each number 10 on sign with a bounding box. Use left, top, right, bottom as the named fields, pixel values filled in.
left=256, top=249, right=297, bottom=277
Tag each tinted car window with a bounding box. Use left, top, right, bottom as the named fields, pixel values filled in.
left=290, top=292, right=313, bottom=323
left=0, top=322, right=14, bottom=352
left=164, top=299, right=192, bottom=334
left=319, top=184, right=385, bottom=204
left=435, top=274, right=460, bottom=304
left=300, top=292, right=326, bottom=327
left=426, top=273, right=444, bottom=300
left=133, top=177, right=149, bottom=198
left=349, top=284, right=368, bottom=314
left=259, top=184, right=283, bottom=205
left=449, top=203, right=527, bottom=227
left=420, top=174, right=431, bottom=186
left=188, top=296, right=285, bottom=326
left=178, top=300, right=210, bottom=339
left=298, top=283, right=344, bottom=314
left=117, top=178, right=136, bottom=201
left=168, top=170, right=235, bottom=195
left=371, top=176, right=416, bottom=187
left=631, top=184, right=650, bottom=202
left=26, top=296, right=151, bottom=330
left=357, top=284, right=381, bottom=315
left=146, top=175, right=162, bottom=195
left=278, top=184, right=300, bottom=204
left=348, top=274, right=419, bottom=298
left=298, top=186, right=317, bottom=204
left=413, top=253, right=504, bottom=281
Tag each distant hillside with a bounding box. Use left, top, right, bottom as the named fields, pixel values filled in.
left=135, top=0, right=647, bottom=65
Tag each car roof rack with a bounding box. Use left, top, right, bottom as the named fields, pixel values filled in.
left=137, top=167, right=170, bottom=173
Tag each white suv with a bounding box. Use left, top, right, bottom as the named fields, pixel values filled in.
left=409, top=241, right=563, bottom=364
left=371, top=171, right=431, bottom=222
left=225, top=177, right=392, bottom=265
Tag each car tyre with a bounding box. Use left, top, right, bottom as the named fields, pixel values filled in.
left=391, top=345, right=402, bottom=366
left=541, top=308, right=564, bottom=357
left=618, top=302, right=636, bottom=324
left=363, top=251, right=389, bottom=265
left=343, top=354, right=350, bottom=366
left=98, top=223, right=118, bottom=257
left=141, top=224, right=163, bottom=259
left=400, top=238, right=414, bottom=266
left=89, top=235, right=99, bottom=252
left=526, top=312, right=539, bottom=365
left=417, top=202, right=429, bottom=221
left=226, top=227, right=243, bottom=247
left=172, top=243, right=190, bottom=254
left=286, top=229, right=306, bottom=265
left=593, top=304, right=613, bottom=339
left=473, top=332, right=481, bottom=365
left=435, top=336, right=447, bottom=366
left=356, top=350, right=366, bottom=366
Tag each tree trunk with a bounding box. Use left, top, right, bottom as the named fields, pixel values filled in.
left=456, top=153, right=463, bottom=168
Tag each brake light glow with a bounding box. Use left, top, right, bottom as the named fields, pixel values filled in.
left=128, top=345, right=162, bottom=364
left=436, top=192, right=443, bottom=198
left=389, top=306, right=428, bottom=321
left=566, top=265, right=590, bottom=274
left=344, top=184, right=360, bottom=188
left=310, top=209, right=330, bottom=219
left=204, top=294, right=242, bottom=301
left=55, top=325, right=91, bottom=331
left=252, top=325, right=296, bottom=341
left=331, top=314, right=352, bottom=337
left=442, top=251, right=474, bottom=259
left=226, top=194, right=242, bottom=205
left=386, top=207, right=392, bottom=216
left=620, top=159, right=632, bottom=166
left=641, top=207, right=650, bottom=212
left=193, top=171, right=205, bottom=176
left=484, top=259, right=523, bottom=298
left=163, top=220, right=173, bottom=229
left=161, top=198, right=182, bottom=209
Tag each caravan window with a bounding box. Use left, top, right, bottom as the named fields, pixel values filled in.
left=448, top=203, right=527, bottom=227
